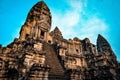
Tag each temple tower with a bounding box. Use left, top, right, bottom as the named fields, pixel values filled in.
left=97, top=34, right=113, bottom=53
left=19, top=1, right=51, bottom=41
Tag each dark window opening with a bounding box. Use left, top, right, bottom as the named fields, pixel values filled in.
left=37, top=15, right=40, bottom=19
left=26, top=34, right=29, bottom=37
left=7, top=68, right=19, bottom=80
left=76, top=49, right=79, bottom=53
left=48, top=40, right=51, bottom=44
left=40, top=31, right=45, bottom=39
left=43, top=12, right=47, bottom=15
left=25, top=34, right=29, bottom=39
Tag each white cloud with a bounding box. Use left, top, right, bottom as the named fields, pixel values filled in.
left=51, top=0, right=86, bottom=39
left=52, top=10, right=80, bottom=29
left=78, top=16, right=108, bottom=44
left=50, top=0, right=109, bottom=44
left=51, top=12, right=78, bottom=38
left=68, top=0, right=82, bottom=12
left=81, top=17, right=107, bottom=32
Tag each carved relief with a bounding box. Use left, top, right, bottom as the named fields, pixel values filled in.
left=0, top=1, right=119, bottom=80
left=34, top=42, right=43, bottom=51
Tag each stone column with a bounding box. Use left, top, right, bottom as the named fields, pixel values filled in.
left=68, top=43, right=70, bottom=54
left=30, top=27, right=33, bottom=37
left=43, top=71, right=49, bottom=80
left=38, top=71, right=43, bottom=80
left=37, top=28, right=40, bottom=38
left=78, top=74, right=81, bottom=80
left=35, top=26, right=38, bottom=39
left=70, top=73, right=75, bottom=80
left=75, top=74, right=78, bottom=80
left=44, top=32, right=47, bottom=41
left=0, top=61, right=7, bottom=80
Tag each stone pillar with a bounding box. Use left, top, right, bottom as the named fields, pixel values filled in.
left=70, top=73, right=75, bottom=80
left=78, top=74, right=82, bottom=80
left=68, top=44, right=70, bottom=53
left=46, top=32, right=49, bottom=42
left=37, top=28, right=41, bottom=38
left=44, top=71, right=49, bottom=80
left=44, top=32, right=47, bottom=41
left=0, top=61, right=4, bottom=78
left=75, top=74, right=78, bottom=80
left=81, top=58, right=83, bottom=67
left=30, top=27, right=33, bottom=37
left=35, top=26, right=38, bottom=39
left=0, top=61, right=7, bottom=80
left=39, top=71, right=43, bottom=80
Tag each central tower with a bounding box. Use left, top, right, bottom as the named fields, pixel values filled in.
left=19, top=1, right=51, bottom=41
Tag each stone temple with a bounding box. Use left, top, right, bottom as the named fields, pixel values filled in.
left=0, top=1, right=120, bottom=80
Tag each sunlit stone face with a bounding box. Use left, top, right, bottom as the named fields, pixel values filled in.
left=34, top=42, right=43, bottom=51
left=24, top=53, right=45, bottom=67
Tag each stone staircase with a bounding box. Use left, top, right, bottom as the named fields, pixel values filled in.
left=43, top=42, right=67, bottom=80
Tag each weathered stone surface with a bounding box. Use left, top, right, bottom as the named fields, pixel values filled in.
left=19, top=1, right=51, bottom=41
left=0, top=1, right=120, bottom=80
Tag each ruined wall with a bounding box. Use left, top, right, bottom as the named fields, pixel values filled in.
left=0, top=1, right=120, bottom=80
left=20, top=1, right=51, bottom=41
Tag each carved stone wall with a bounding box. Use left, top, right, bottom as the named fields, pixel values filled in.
left=0, top=1, right=120, bottom=80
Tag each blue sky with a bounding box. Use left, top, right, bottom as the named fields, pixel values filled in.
left=0, top=0, right=120, bottom=61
